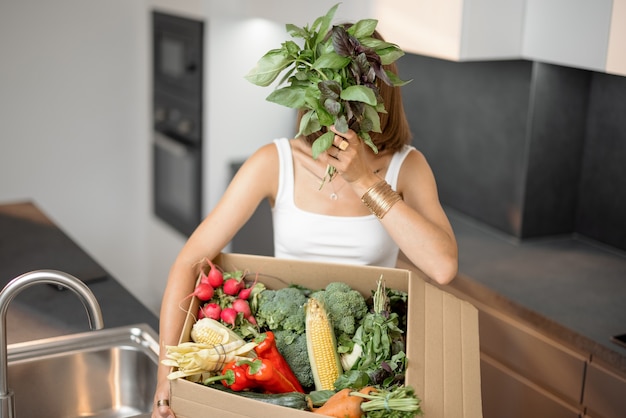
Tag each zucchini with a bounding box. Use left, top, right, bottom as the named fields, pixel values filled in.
left=207, top=384, right=309, bottom=410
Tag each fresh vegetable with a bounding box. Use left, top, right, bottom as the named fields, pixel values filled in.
left=198, top=302, right=221, bottom=321
left=232, top=298, right=252, bottom=317
left=255, top=286, right=308, bottom=333
left=194, top=282, right=214, bottom=301
left=239, top=358, right=303, bottom=393
left=310, top=282, right=368, bottom=343
left=237, top=273, right=259, bottom=300
left=162, top=339, right=257, bottom=379
left=192, top=261, right=267, bottom=339
left=244, top=3, right=409, bottom=183
left=178, top=262, right=417, bottom=413
left=311, top=386, right=375, bottom=418
left=190, top=317, right=244, bottom=346
left=340, top=276, right=406, bottom=387
left=220, top=306, right=239, bottom=327
left=223, top=277, right=246, bottom=295
left=203, top=361, right=259, bottom=392
left=274, top=330, right=314, bottom=388
left=351, top=386, right=423, bottom=418
left=253, top=331, right=304, bottom=393
left=305, top=297, right=343, bottom=391
left=202, top=257, right=224, bottom=288
left=208, top=384, right=309, bottom=410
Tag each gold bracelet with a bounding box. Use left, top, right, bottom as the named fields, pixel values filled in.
left=361, top=180, right=402, bottom=219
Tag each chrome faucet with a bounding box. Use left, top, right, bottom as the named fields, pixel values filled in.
left=0, top=270, right=104, bottom=418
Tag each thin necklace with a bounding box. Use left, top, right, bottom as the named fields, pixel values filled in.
left=301, top=165, right=383, bottom=200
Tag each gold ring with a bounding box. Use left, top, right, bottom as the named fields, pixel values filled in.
left=156, top=399, right=170, bottom=407
left=338, top=140, right=349, bottom=151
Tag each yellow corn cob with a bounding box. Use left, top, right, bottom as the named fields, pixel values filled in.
left=190, top=317, right=243, bottom=345
left=305, top=297, right=343, bottom=391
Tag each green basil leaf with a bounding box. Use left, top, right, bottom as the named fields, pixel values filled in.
left=360, top=131, right=378, bottom=153
left=378, top=47, right=405, bottom=65
left=286, top=24, right=306, bottom=39
left=364, top=104, right=382, bottom=133
left=340, top=85, right=377, bottom=106
left=311, top=130, right=334, bottom=158
left=313, top=3, right=339, bottom=45
left=351, top=19, right=378, bottom=39
left=386, top=70, right=412, bottom=87
left=316, top=105, right=335, bottom=127
left=266, top=86, right=306, bottom=108
left=283, top=40, right=301, bottom=57
left=312, top=51, right=351, bottom=70
left=334, top=115, right=349, bottom=133
left=244, top=49, right=291, bottom=87
left=298, top=110, right=320, bottom=137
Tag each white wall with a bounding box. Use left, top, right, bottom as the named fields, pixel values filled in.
left=0, top=0, right=371, bottom=316
left=0, top=0, right=167, bottom=313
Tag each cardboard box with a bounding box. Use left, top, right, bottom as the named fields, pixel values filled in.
left=170, top=253, right=483, bottom=418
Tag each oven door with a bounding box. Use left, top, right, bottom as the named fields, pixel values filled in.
left=153, top=131, right=202, bottom=236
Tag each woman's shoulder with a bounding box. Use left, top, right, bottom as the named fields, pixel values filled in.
left=400, top=145, right=427, bottom=167
left=234, top=141, right=280, bottom=180
left=397, top=146, right=437, bottom=190
left=248, top=140, right=283, bottom=162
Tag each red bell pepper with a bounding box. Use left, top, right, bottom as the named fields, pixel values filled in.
left=253, top=331, right=304, bottom=393
left=240, top=358, right=302, bottom=394
left=202, top=360, right=258, bottom=392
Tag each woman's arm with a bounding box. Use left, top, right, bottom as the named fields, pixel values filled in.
left=153, top=142, right=278, bottom=417
left=380, top=150, right=458, bottom=284
left=322, top=129, right=458, bottom=285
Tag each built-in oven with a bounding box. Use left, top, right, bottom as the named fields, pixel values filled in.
left=152, top=11, right=204, bottom=236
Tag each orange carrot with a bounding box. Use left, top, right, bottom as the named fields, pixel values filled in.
left=312, top=387, right=376, bottom=418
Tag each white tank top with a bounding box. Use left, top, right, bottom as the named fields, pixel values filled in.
left=272, top=138, right=414, bottom=267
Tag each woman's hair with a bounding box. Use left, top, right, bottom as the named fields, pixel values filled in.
left=297, top=26, right=412, bottom=153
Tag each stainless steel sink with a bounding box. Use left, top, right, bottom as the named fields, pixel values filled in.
left=7, top=324, right=159, bottom=418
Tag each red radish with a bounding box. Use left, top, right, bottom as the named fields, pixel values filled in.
left=220, top=307, right=238, bottom=327
left=199, top=303, right=221, bottom=321
left=237, top=274, right=259, bottom=300
left=199, top=271, right=210, bottom=285
left=194, top=282, right=214, bottom=301
left=246, top=315, right=257, bottom=326
left=223, top=278, right=245, bottom=296
left=232, top=298, right=251, bottom=318
left=204, top=258, right=224, bottom=288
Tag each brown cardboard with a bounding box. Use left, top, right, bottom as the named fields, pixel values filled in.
left=170, top=253, right=483, bottom=418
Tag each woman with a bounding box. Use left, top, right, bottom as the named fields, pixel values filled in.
left=152, top=36, right=457, bottom=418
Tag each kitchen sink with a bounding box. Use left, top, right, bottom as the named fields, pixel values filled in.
left=6, top=324, right=159, bottom=418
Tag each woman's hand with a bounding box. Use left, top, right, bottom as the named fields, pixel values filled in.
left=152, top=377, right=174, bottom=418
left=319, top=126, right=378, bottom=188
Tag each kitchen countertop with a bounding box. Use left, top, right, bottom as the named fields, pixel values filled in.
left=0, top=201, right=159, bottom=344
left=401, top=207, right=626, bottom=375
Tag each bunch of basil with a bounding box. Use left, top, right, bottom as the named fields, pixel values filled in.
left=245, top=3, right=409, bottom=163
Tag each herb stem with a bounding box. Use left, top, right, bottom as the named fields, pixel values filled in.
left=292, top=57, right=328, bottom=80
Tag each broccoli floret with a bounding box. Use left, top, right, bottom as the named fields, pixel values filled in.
left=310, top=282, right=368, bottom=341
left=255, top=287, right=307, bottom=333
left=274, top=329, right=314, bottom=389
